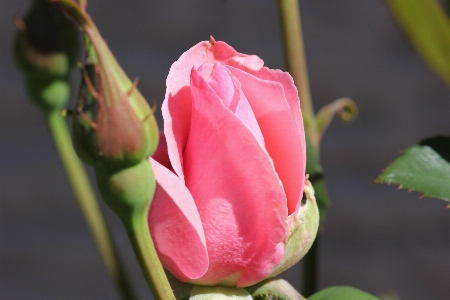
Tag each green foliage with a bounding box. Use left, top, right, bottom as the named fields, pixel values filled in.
left=375, top=136, right=450, bottom=206
left=308, top=286, right=379, bottom=300
left=386, top=0, right=450, bottom=86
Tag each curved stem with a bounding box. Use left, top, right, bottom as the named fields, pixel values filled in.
left=121, top=208, right=176, bottom=300
left=46, top=112, right=137, bottom=300
left=277, top=0, right=324, bottom=296
left=277, top=0, right=318, bottom=148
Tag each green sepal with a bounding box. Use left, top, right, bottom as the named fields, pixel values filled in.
left=308, top=286, right=379, bottom=300
left=269, top=180, right=319, bottom=277
left=71, top=63, right=98, bottom=166
left=189, top=286, right=252, bottom=300
left=246, top=277, right=306, bottom=300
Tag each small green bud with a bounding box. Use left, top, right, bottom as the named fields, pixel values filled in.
left=95, top=160, right=155, bottom=218
left=71, top=24, right=159, bottom=170
left=72, top=59, right=159, bottom=170
left=13, top=0, right=79, bottom=112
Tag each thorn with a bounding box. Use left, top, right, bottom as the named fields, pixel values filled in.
left=83, top=70, right=99, bottom=99
left=397, top=185, right=403, bottom=190
left=14, top=16, right=26, bottom=32
left=407, top=189, right=412, bottom=193
left=126, top=77, right=139, bottom=97
left=209, top=36, right=217, bottom=45
left=77, top=108, right=97, bottom=129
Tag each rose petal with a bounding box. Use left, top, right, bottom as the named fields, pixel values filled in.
left=226, top=66, right=306, bottom=215
left=148, top=158, right=209, bottom=281
left=199, top=63, right=265, bottom=147
left=163, top=40, right=265, bottom=182
left=184, top=68, right=287, bottom=286
left=254, top=67, right=306, bottom=160
left=237, top=242, right=285, bottom=287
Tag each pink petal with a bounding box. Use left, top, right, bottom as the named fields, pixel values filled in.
left=198, top=63, right=265, bottom=147
left=184, top=68, right=288, bottom=286
left=163, top=39, right=265, bottom=182
left=254, top=67, right=306, bottom=161
left=237, top=242, right=285, bottom=287
left=226, top=66, right=306, bottom=215
left=148, top=158, right=209, bottom=281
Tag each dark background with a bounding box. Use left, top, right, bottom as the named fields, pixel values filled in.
left=1, top=1, right=449, bottom=299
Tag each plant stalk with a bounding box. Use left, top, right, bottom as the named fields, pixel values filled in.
left=277, top=0, right=317, bottom=146
left=277, top=0, right=322, bottom=296
left=121, top=209, right=176, bottom=300
left=46, top=112, right=137, bottom=300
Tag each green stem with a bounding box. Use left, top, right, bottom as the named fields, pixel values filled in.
left=121, top=209, right=176, bottom=300
left=302, top=235, right=318, bottom=297
left=277, top=0, right=317, bottom=147
left=46, top=112, right=137, bottom=300
left=277, top=0, right=326, bottom=296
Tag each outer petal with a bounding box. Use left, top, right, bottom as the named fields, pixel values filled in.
left=148, top=158, right=209, bottom=281
left=237, top=242, right=285, bottom=287
left=184, top=68, right=288, bottom=287
left=254, top=67, right=306, bottom=165
left=227, top=66, right=306, bottom=215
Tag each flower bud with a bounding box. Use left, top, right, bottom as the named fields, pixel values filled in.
left=13, top=0, right=78, bottom=112
left=72, top=33, right=159, bottom=170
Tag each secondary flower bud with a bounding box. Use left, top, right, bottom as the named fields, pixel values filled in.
left=72, top=59, right=158, bottom=170
left=71, top=21, right=159, bottom=170
left=14, top=0, right=78, bottom=112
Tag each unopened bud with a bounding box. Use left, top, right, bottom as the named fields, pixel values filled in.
left=14, top=0, right=79, bottom=112
left=72, top=55, right=159, bottom=170
left=68, top=6, right=159, bottom=171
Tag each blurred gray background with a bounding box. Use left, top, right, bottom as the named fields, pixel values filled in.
left=1, top=0, right=449, bottom=299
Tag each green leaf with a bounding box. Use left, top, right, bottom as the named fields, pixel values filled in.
left=375, top=136, right=450, bottom=206
left=308, top=286, right=379, bottom=300
left=386, top=0, right=450, bottom=86
left=246, top=277, right=306, bottom=300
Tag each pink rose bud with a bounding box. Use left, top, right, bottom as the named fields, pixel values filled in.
left=149, top=38, right=319, bottom=287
